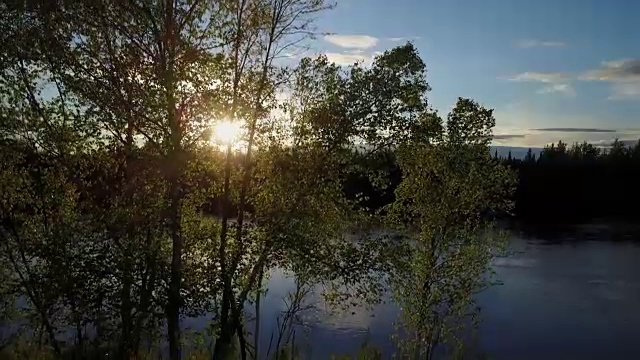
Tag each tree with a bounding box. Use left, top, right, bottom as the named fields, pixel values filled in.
left=524, top=148, right=535, bottom=163
left=205, top=1, right=337, bottom=358
left=608, top=138, right=628, bottom=162
left=3, top=1, right=230, bottom=358
left=632, top=140, right=640, bottom=160
left=0, top=5, right=106, bottom=356
left=387, top=98, right=516, bottom=358
left=36, top=2, right=229, bottom=357
left=212, top=42, right=437, bottom=359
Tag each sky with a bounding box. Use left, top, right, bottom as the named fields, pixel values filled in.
left=308, top=0, right=640, bottom=148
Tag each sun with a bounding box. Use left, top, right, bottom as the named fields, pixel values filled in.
left=211, top=120, right=243, bottom=147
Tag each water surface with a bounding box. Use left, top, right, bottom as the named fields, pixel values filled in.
left=192, top=229, right=640, bottom=359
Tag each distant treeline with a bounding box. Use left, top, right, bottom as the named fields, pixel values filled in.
left=344, top=139, right=640, bottom=225
left=499, top=139, right=640, bottom=225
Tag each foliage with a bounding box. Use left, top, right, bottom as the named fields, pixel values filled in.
left=386, top=98, right=516, bottom=358
left=0, top=2, right=517, bottom=359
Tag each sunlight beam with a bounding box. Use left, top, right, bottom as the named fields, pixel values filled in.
left=211, top=120, right=243, bottom=148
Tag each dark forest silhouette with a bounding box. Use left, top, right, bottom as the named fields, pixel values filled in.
left=500, top=139, right=640, bottom=224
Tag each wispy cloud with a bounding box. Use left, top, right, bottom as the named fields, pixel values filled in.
left=324, top=35, right=378, bottom=49
left=506, top=72, right=575, bottom=96
left=386, top=36, right=421, bottom=42
left=608, top=82, right=640, bottom=100
left=493, top=103, right=638, bottom=147
left=531, top=128, right=616, bottom=133
left=515, top=39, right=566, bottom=48
left=580, top=59, right=640, bottom=81
left=537, top=83, right=576, bottom=96
left=580, top=59, right=640, bottom=100
left=325, top=52, right=373, bottom=66
left=492, top=128, right=639, bottom=148
left=507, top=72, right=569, bottom=83
left=493, top=134, right=527, bottom=140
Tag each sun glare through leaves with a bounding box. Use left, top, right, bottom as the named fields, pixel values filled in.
left=210, top=119, right=244, bottom=151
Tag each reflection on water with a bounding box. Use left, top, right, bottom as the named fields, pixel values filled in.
left=185, top=230, right=640, bottom=359
left=5, top=229, right=638, bottom=359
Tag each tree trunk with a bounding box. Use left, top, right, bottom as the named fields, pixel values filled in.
left=162, top=1, right=183, bottom=358
left=133, top=229, right=158, bottom=356
left=253, top=266, right=264, bottom=360
left=120, top=87, right=136, bottom=359
left=166, top=81, right=183, bottom=360
left=167, top=181, right=183, bottom=360
left=120, top=270, right=133, bottom=357
left=213, top=144, right=234, bottom=360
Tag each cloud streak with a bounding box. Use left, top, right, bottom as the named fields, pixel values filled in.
left=506, top=72, right=575, bottom=96
left=324, top=35, right=378, bottom=49
left=537, top=83, right=576, bottom=96
left=580, top=59, right=640, bottom=81
left=531, top=128, right=616, bottom=133
left=515, top=39, right=566, bottom=48
left=494, top=103, right=640, bottom=147
left=325, top=52, right=373, bottom=66
left=508, top=59, right=640, bottom=100
left=508, top=72, right=569, bottom=83
left=580, top=59, right=640, bottom=100
left=493, top=134, right=527, bottom=140
left=386, top=36, right=421, bottom=42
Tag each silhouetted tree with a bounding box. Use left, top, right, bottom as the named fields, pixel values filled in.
left=524, top=148, right=535, bottom=163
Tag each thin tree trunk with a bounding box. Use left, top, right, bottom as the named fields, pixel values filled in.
left=236, top=317, right=248, bottom=360
left=220, top=20, right=276, bottom=359
left=213, top=0, right=247, bottom=357
left=120, top=86, right=136, bottom=359
left=167, top=150, right=183, bottom=360
left=119, top=219, right=133, bottom=358
left=253, top=266, right=264, bottom=360
left=226, top=9, right=279, bottom=333
left=163, top=0, right=183, bottom=357
left=75, top=308, right=84, bottom=358
left=213, top=143, right=234, bottom=359
left=120, top=268, right=133, bottom=357
left=133, top=229, right=158, bottom=356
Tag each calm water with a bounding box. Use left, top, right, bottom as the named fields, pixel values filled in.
left=186, top=228, right=640, bottom=359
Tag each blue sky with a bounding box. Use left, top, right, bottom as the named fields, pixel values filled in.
left=310, top=0, right=640, bottom=147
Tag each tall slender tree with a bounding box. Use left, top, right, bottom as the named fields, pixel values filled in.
left=388, top=98, right=516, bottom=358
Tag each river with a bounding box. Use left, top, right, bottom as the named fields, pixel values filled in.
left=184, top=225, right=640, bottom=359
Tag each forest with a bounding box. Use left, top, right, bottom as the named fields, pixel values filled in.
left=499, top=140, right=640, bottom=225
left=1, top=1, right=515, bottom=359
